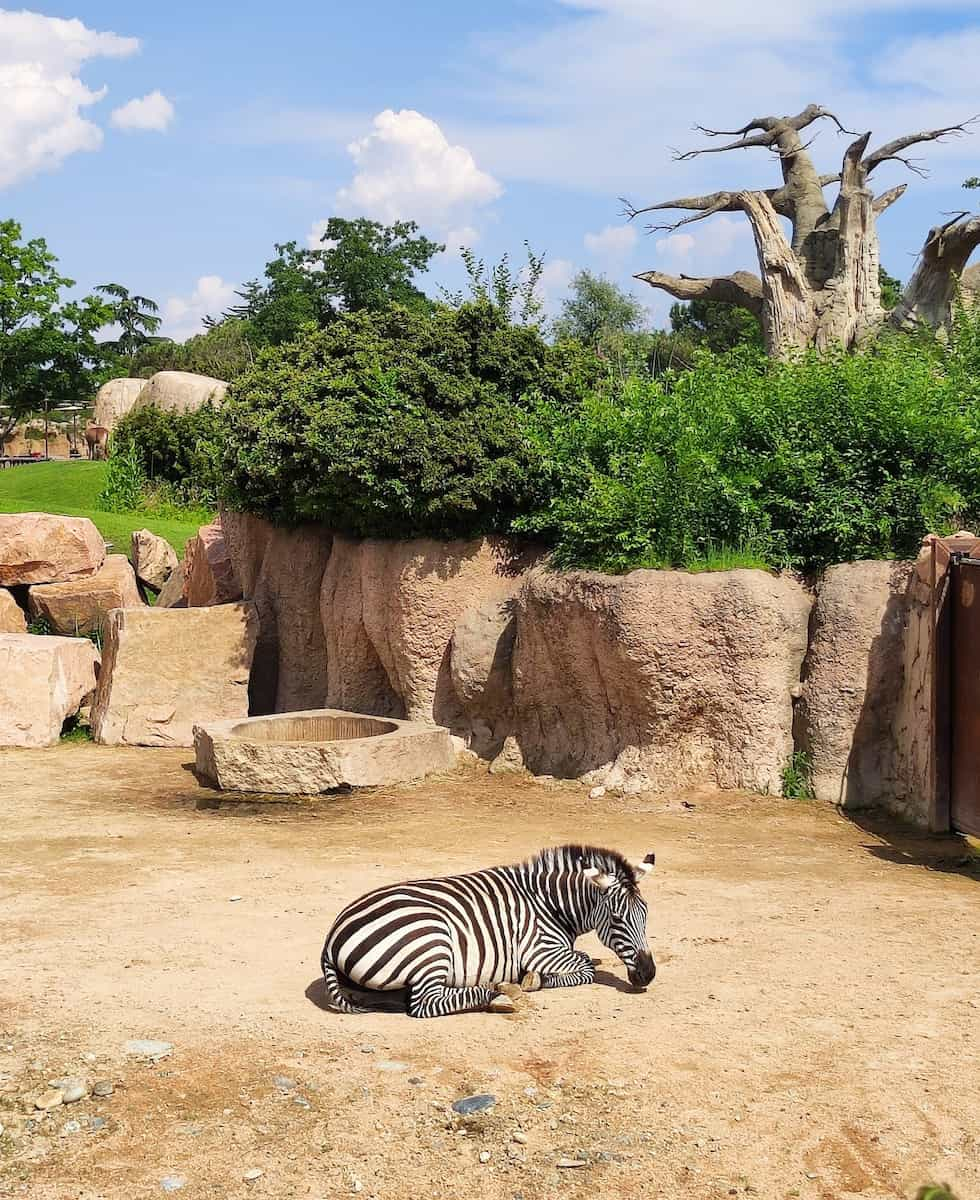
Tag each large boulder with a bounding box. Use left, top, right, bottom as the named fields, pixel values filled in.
left=131, top=529, right=178, bottom=592
left=0, top=513, right=105, bottom=587
left=183, top=520, right=242, bottom=608
left=92, top=378, right=144, bottom=430
left=0, top=633, right=100, bottom=747
left=512, top=567, right=812, bottom=794
left=321, top=535, right=541, bottom=731
left=28, top=555, right=142, bottom=636
left=794, top=561, right=914, bottom=808
left=133, top=371, right=228, bottom=415
left=90, top=604, right=258, bottom=747
left=0, top=588, right=27, bottom=633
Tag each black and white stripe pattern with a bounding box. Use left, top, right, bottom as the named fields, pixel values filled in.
left=321, top=844, right=656, bottom=1018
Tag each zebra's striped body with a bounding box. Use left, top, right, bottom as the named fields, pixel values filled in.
left=321, top=844, right=656, bottom=1018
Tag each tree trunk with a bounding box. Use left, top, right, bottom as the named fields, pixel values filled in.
left=891, top=216, right=980, bottom=333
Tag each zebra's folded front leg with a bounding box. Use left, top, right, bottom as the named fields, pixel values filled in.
left=406, top=979, right=507, bottom=1018
left=527, top=949, right=596, bottom=990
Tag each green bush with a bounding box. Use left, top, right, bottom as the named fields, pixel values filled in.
left=97, top=438, right=146, bottom=512
left=217, top=302, right=599, bottom=537
left=112, top=403, right=223, bottom=507
left=516, top=312, right=980, bottom=572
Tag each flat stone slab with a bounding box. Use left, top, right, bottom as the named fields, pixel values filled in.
left=91, top=604, right=257, bottom=747
left=193, top=708, right=456, bottom=795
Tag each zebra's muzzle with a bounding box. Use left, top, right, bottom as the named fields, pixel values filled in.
left=627, top=951, right=656, bottom=988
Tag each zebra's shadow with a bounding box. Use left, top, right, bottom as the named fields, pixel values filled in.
left=305, top=977, right=408, bottom=1015
left=304, top=969, right=647, bottom=1015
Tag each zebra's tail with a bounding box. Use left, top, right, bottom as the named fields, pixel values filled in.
left=321, top=956, right=369, bottom=1015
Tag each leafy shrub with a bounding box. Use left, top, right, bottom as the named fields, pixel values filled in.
left=97, top=438, right=146, bottom=512
left=517, top=310, right=980, bottom=572
left=217, top=302, right=599, bottom=537
left=781, top=752, right=815, bottom=799
left=112, top=403, right=223, bottom=507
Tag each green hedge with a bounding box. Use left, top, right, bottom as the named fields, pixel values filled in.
left=117, top=301, right=980, bottom=573
left=516, top=314, right=980, bottom=571
left=216, top=302, right=599, bottom=537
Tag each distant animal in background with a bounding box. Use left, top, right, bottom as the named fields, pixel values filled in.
left=321, top=844, right=657, bottom=1018
left=84, top=425, right=109, bottom=461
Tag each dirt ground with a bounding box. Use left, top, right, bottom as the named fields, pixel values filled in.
left=0, top=747, right=977, bottom=1200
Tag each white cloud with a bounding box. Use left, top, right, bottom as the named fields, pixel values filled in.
left=655, top=232, right=696, bottom=260
left=161, top=275, right=239, bottom=342
left=584, top=224, right=637, bottom=262
left=111, top=89, right=174, bottom=133
left=329, top=109, right=502, bottom=238
left=0, top=9, right=138, bottom=189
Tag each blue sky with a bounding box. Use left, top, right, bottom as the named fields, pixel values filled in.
left=3, top=2, right=978, bottom=338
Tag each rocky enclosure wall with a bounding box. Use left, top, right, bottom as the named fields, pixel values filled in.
left=214, top=513, right=944, bottom=826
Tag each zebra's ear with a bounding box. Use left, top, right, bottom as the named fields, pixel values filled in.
left=634, top=854, right=655, bottom=877
left=583, top=867, right=615, bottom=892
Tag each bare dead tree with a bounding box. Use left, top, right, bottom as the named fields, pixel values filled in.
left=624, top=104, right=980, bottom=357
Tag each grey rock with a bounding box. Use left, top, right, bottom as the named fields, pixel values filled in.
left=89, top=1117, right=107, bottom=1132
left=451, top=1094, right=496, bottom=1116
left=124, top=1039, right=173, bottom=1060
left=62, top=1119, right=81, bottom=1134
left=92, top=1080, right=114, bottom=1098
left=556, top=1157, right=589, bottom=1168
left=62, top=1081, right=88, bottom=1104
left=375, top=1060, right=408, bottom=1073
left=161, top=1175, right=187, bottom=1192
left=273, top=1076, right=296, bottom=1092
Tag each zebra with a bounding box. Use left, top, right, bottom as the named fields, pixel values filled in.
left=320, top=844, right=656, bottom=1018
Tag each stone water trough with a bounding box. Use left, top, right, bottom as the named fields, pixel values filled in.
left=193, top=708, right=456, bottom=795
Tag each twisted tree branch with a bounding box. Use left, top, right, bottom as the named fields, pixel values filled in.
left=633, top=269, right=764, bottom=317
left=863, top=117, right=980, bottom=175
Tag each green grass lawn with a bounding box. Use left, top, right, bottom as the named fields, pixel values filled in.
left=0, top=461, right=208, bottom=557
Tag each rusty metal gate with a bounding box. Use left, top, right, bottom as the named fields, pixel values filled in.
left=950, top=557, right=980, bottom=836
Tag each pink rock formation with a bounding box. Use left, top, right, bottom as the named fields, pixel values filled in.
left=28, top=555, right=143, bottom=636
left=0, top=513, right=105, bottom=587
left=0, top=633, right=100, bottom=747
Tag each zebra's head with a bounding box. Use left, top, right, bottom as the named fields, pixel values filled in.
left=584, top=852, right=656, bottom=988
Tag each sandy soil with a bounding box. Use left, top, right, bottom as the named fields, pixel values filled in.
left=0, top=745, right=977, bottom=1200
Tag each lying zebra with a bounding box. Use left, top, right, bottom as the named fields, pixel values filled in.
left=321, top=844, right=656, bottom=1018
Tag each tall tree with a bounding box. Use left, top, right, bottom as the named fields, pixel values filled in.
left=0, top=220, right=115, bottom=441
left=623, top=105, right=979, bottom=357
left=95, top=283, right=164, bottom=366
left=222, top=219, right=444, bottom=347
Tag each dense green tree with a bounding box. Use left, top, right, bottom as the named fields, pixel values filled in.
left=0, top=219, right=115, bottom=440
left=441, top=243, right=545, bottom=325
left=554, top=271, right=646, bottom=348
left=129, top=318, right=255, bottom=381
left=222, top=219, right=443, bottom=347
left=878, top=266, right=903, bottom=311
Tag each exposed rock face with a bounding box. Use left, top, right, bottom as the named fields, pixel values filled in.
left=0, top=513, right=105, bottom=587
left=92, top=378, right=145, bottom=430
left=91, top=604, right=258, bottom=747
left=795, top=561, right=914, bottom=808
left=194, top=709, right=456, bottom=795
left=512, top=567, right=812, bottom=794
left=0, top=588, right=26, bottom=633
left=133, top=371, right=228, bottom=415
left=156, top=560, right=187, bottom=609
left=251, top=525, right=332, bottom=713
left=28, top=555, right=143, bottom=636
left=183, top=520, right=242, bottom=607
left=131, top=529, right=178, bottom=591
left=0, top=633, right=100, bottom=747
left=321, top=535, right=542, bottom=733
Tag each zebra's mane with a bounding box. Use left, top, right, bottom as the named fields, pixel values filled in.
left=525, top=844, right=639, bottom=894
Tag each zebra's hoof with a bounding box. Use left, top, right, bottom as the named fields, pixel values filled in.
left=520, top=971, right=543, bottom=992
left=494, top=982, right=523, bottom=1000
left=488, top=994, right=517, bottom=1014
